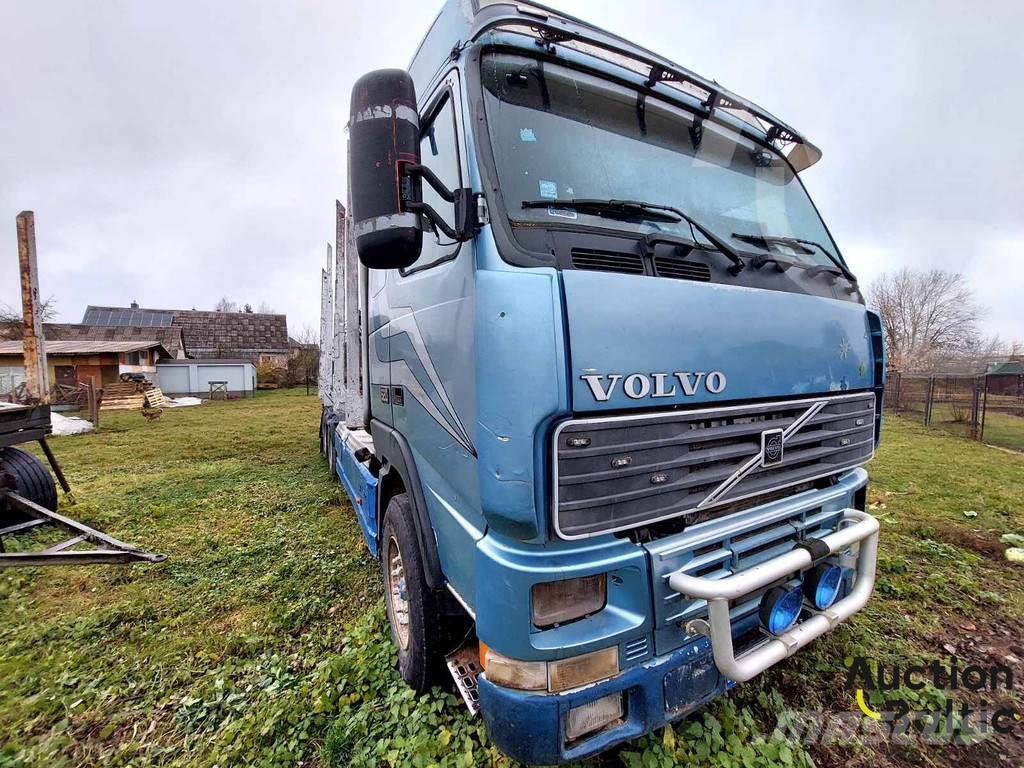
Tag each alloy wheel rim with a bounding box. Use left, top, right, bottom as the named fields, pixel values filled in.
left=386, top=536, right=410, bottom=649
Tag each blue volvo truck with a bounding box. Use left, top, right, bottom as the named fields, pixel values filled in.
left=319, top=1, right=884, bottom=762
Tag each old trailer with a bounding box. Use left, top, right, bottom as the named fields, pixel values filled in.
left=0, top=398, right=165, bottom=568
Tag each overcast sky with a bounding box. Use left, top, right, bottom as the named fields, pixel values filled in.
left=1, top=1, right=1021, bottom=342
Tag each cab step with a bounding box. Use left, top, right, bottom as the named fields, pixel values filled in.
left=445, top=642, right=482, bottom=716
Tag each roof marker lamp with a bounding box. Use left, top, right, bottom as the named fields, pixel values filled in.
left=759, top=585, right=803, bottom=635
left=804, top=563, right=844, bottom=610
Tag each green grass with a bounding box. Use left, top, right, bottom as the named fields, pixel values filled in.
left=0, top=395, right=1021, bottom=767
left=979, top=410, right=1024, bottom=453
left=916, top=402, right=1024, bottom=453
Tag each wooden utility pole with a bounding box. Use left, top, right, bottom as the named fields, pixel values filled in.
left=16, top=211, right=49, bottom=403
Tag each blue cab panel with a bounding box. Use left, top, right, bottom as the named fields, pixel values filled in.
left=335, top=431, right=379, bottom=557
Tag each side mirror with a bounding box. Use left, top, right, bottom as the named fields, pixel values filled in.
left=349, top=69, right=423, bottom=270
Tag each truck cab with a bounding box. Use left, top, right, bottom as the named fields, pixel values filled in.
left=322, top=1, right=884, bottom=763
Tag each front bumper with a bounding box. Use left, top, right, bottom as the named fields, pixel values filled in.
left=669, top=508, right=879, bottom=683
left=479, top=629, right=728, bottom=765
left=478, top=490, right=878, bottom=765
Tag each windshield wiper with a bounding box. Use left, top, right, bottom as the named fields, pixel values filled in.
left=732, top=232, right=857, bottom=285
left=522, top=198, right=745, bottom=274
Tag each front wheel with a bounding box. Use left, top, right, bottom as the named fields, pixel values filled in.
left=381, top=493, right=443, bottom=693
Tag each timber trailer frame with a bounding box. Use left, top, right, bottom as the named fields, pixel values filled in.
left=0, top=402, right=165, bottom=568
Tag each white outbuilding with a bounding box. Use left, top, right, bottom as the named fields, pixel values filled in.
left=156, top=359, right=257, bottom=399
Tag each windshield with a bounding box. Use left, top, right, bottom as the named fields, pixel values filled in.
left=480, top=52, right=842, bottom=266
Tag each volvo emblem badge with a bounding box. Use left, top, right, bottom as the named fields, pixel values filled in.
left=761, top=428, right=784, bottom=466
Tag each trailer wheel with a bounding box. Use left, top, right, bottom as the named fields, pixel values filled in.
left=381, top=493, right=442, bottom=693
left=0, top=446, right=58, bottom=524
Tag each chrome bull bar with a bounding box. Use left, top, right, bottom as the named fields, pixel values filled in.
left=667, top=509, right=879, bottom=683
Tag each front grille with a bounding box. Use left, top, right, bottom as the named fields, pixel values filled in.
left=552, top=392, right=875, bottom=539
left=571, top=248, right=644, bottom=274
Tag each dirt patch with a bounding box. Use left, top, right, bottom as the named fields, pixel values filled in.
left=930, top=522, right=1009, bottom=559
left=799, top=612, right=1024, bottom=767
left=921, top=613, right=1024, bottom=766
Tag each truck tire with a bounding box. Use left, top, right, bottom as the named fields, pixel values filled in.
left=319, top=411, right=328, bottom=458
left=327, top=427, right=338, bottom=480
left=381, top=492, right=443, bottom=693
left=0, top=446, right=58, bottom=524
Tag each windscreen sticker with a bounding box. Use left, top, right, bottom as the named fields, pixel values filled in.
left=519, top=128, right=537, bottom=142
left=539, top=179, right=558, bottom=199
left=547, top=207, right=578, bottom=220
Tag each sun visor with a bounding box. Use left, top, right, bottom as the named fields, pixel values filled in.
left=787, top=140, right=823, bottom=173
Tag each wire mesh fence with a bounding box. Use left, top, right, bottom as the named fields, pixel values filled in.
left=885, top=371, right=1024, bottom=452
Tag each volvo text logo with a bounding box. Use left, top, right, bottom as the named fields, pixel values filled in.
left=762, top=428, right=784, bottom=466
left=581, top=371, right=727, bottom=402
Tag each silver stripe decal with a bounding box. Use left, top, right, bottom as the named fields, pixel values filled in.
left=353, top=213, right=420, bottom=239
left=696, top=398, right=829, bottom=509
left=351, top=104, right=418, bottom=126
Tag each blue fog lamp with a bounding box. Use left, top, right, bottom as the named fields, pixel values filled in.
left=759, top=585, right=803, bottom=635
left=804, top=563, right=844, bottom=610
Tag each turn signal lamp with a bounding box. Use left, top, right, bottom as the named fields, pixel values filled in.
left=480, top=643, right=546, bottom=691
left=759, top=585, right=803, bottom=635
left=804, top=563, right=844, bottom=610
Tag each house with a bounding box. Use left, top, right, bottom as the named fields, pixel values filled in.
left=987, top=358, right=1024, bottom=376
left=81, top=303, right=290, bottom=366
left=0, top=338, right=173, bottom=392
left=44, top=322, right=187, bottom=359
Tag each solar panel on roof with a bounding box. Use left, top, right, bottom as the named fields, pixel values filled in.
left=81, top=307, right=174, bottom=327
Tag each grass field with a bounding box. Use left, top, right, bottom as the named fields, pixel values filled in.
left=1, top=390, right=1022, bottom=767
left=924, top=402, right=1024, bottom=453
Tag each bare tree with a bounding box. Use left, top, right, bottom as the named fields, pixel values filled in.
left=256, top=301, right=276, bottom=314
left=286, top=323, right=320, bottom=386
left=214, top=297, right=238, bottom=313
left=0, top=297, right=58, bottom=340
left=868, top=268, right=982, bottom=371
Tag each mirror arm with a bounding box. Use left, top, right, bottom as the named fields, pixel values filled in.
left=401, top=163, right=480, bottom=241
left=403, top=163, right=456, bottom=203
left=407, top=201, right=461, bottom=242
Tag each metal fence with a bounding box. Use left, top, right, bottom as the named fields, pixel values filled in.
left=885, top=371, right=1024, bottom=452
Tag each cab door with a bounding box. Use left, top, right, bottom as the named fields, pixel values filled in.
left=381, top=70, right=483, bottom=594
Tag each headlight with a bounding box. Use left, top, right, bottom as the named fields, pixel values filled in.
left=480, top=643, right=619, bottom=693
left=547, top=646, right=618, bottom=692
left=531, top=573, right=606, bottom=628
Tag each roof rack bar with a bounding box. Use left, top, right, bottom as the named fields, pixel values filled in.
left=471, top=7, right=808, bottom=152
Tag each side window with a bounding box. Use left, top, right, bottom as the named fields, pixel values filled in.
left=410, top=92, right=461, bottom=270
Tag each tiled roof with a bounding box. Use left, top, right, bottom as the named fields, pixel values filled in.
left=81, top=306, right=288, bottom=357
left=45, top=322, right=187, bottom=358
left=0, top=339, right=170, bottom=356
